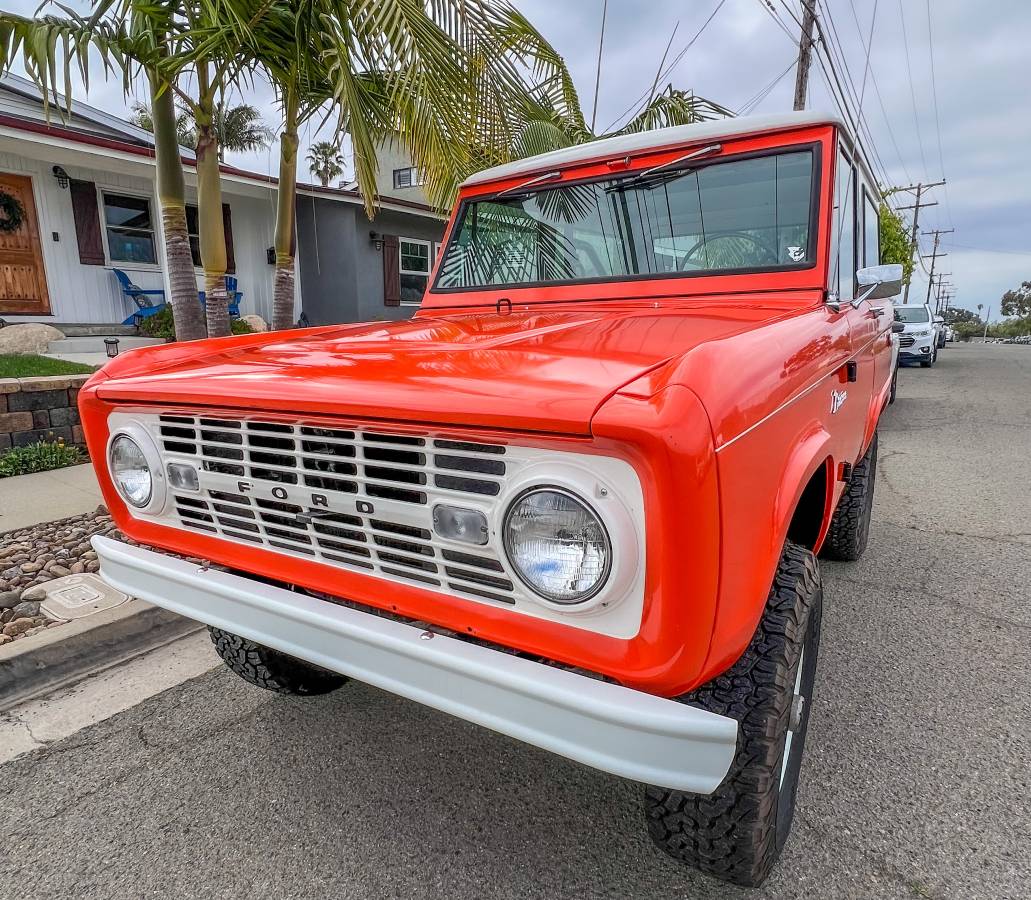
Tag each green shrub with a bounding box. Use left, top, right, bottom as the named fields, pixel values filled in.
left=140, top=307, right=254, bottom=341
left=0, top=440, right=85, bottom=478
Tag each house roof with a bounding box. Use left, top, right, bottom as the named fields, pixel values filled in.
left=462, top=111, right=850, bottom=187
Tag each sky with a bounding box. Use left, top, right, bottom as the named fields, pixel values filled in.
left=6, top=0, right=1030, bottom=317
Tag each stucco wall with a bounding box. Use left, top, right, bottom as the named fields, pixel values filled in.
left=297, top=199, right=445, bottom=327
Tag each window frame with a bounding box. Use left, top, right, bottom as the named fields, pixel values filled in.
left=861, top=187, right=880, bottom=270
left=184, top=203, right=204, bottom=269
left=393, top=166, right=425, bottom=190
left=430, top=141, right=823, bottom=294
left=100, top=188, right=159, bottom=269
left=399, top=236, right=433, bottom=306
left=831, top=145, right=858, bottom=302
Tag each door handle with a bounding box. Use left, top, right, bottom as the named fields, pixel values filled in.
left=867, top=305, right=885, bottom=318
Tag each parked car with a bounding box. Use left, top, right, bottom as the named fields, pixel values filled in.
left=895, top=304, right=939, bottom=367
left=79, top=112, right=899, bottom=889
left=945, top=324, right=957, bottom=342
left=933, top=315, right=948, bottom=349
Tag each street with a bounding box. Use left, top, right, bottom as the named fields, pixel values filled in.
left=1, top=344, right=1028, bottom=900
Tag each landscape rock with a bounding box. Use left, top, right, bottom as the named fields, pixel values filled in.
left=0, top=633, right=12, bottom=645
left=2, top=618, right=34, bottom=637
left=0, top=323, right=65, bottom=355
left=11, top=600, right=40, bottom=618
left=242, top=314, right=268, bottom=332
left=0, top=507, right=129, bottom=641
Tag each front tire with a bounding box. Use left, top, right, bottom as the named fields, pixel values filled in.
left=645, top=542, right=822, bottom=888
left=821, top=432, right=878, bottom=561
left=209, top=627, right=348, bottom=695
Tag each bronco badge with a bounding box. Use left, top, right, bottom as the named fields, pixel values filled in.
left=830, top=389, right=848, bottom=414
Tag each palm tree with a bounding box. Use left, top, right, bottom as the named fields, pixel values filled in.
left=206, top=0, right=581, bottom=330
left=307, top=141, right=346, bottom=187
left=0, top=5, right=209, bottom=341
left=129, top=99, right=194, bottom=146
left=130, top=99, right=274, bottom=160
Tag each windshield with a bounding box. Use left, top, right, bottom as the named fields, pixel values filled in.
left=894, top=306, right=930, bottom=323
left=435, top=149, right=816, bottom=291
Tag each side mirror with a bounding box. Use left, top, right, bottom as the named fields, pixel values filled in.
left=855, top=264, right=904, bottom=301
left=891, top=321, right=906, bottom=334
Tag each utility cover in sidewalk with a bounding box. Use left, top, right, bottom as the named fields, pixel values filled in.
left=39, top=574, right=129, bottom=620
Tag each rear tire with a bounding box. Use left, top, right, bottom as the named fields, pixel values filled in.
left=821, top=432, right=877, bottom=562
left=644, top=542, right=822, bottom=887
left=209, top=627, right=348, bottom=695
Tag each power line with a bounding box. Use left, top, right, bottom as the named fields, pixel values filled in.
left=738, top=54, right=800, bottom=115
left=897, top=0, right=928, bottom=179
left=924, top=0, right=953, bottom=230
left=602, top=0, right=729, bottom=133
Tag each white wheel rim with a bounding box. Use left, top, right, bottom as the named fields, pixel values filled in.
left=780, top=646, right=805, bottom=789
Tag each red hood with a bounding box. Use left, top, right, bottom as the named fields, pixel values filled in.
left=95, top=301, right=803, bottom=435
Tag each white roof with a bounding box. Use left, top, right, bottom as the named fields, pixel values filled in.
left=463, top=111, right=849, bottom=187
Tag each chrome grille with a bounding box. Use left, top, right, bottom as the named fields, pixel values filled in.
left=898, top=334, right=915, bottom=348
left=156, top=414, right=515, bottom=604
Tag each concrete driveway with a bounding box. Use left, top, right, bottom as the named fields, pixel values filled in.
left=0, top=344, right=1027, bottom=899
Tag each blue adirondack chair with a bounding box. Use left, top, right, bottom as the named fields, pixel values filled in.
left=113, top=269, right=167, bottom=327
left=198, top=276, right=242, bottom=318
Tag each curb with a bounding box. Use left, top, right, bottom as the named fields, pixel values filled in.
left=0, top=599, right=203, bottom=712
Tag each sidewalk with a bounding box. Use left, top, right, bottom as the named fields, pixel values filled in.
left=0, top=464, right=104, bottom=533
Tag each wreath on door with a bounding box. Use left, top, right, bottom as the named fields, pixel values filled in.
left=0, top=190, right=26, bottom=233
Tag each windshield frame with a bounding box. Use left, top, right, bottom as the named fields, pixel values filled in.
left=430, top=141, right=823, bottom=295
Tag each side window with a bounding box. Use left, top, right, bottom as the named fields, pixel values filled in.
left=399, top=238, right=431, bottom=305
left=862, top=190, right=880, bottom=268
left=102, top=193, right=156, bottom=265
left=833, top=147, right=856, bottom=300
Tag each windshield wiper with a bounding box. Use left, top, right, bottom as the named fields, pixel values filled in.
left=605, top=142, right=723, bottom=193
left=494, top=169, right=562, bottom=200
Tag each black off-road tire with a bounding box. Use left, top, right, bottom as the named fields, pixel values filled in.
left=209, top=627, right=348, bottom=695
left=645, top=542, right=823, bottom=888
left=821, top=432, right=878, bottom=562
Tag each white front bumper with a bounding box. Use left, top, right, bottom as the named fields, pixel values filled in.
left=92, top=536, right=738, bottom=793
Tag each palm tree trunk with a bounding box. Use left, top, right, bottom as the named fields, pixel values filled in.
left=150, top=76, right=205, bottom=342
left=272, top=91, right=299, bottom=331
left=194, top=67, right=230, bottom=338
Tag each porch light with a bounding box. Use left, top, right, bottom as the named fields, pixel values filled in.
left=52, top=166, right=70, bottom=189
left=370, top=231, right=384, bottom=251
left=104, top=338, right=120, bottom=358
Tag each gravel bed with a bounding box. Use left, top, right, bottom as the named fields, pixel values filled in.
left=0, top=507, right=129, bottom=646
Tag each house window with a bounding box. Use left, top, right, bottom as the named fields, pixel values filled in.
left=393, top=167, right=425, bottom=190
left=400, top=238, right=431, bottom=304
left=103, top=193, right=156, bottom=265
left=186, top=205, right=202, bottom=267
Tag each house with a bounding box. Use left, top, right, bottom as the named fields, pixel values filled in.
left=0, top=73, right=445, bottom=331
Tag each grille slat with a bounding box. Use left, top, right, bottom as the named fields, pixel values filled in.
left=158, top=414, right=518, bottom=604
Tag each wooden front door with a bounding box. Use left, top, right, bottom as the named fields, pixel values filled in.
left=0, top=173, right=50, bottom=315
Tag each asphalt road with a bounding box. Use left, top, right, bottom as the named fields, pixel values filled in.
left=1, top=344, right=1029, bottom=900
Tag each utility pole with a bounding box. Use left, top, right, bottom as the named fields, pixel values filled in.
left=983, top=306, right=991, bottom=342
left=793, top=1, right=818, bottom=110
left=895, top=179, right=946, bottom=303
left=922, top=228, right=954, bottom=307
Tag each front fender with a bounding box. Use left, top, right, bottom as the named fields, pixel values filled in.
left=702, top=415, right=834, bottom=681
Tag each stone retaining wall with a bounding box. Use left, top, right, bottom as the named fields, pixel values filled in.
left=0, top=375, right=90, bottom=451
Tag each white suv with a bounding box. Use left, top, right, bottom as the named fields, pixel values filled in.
left=894, top=304, right=938, bottom=368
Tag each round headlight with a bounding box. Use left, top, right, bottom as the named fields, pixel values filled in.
left=109, top=434, right=153, bottom=507
left=503, top=488, right=611, bottom=604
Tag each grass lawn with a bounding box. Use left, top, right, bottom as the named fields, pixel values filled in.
left=0, top=354, right=96, bottom=378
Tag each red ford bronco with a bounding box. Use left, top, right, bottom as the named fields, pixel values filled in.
left=82, top=112, right=900, bottom=887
